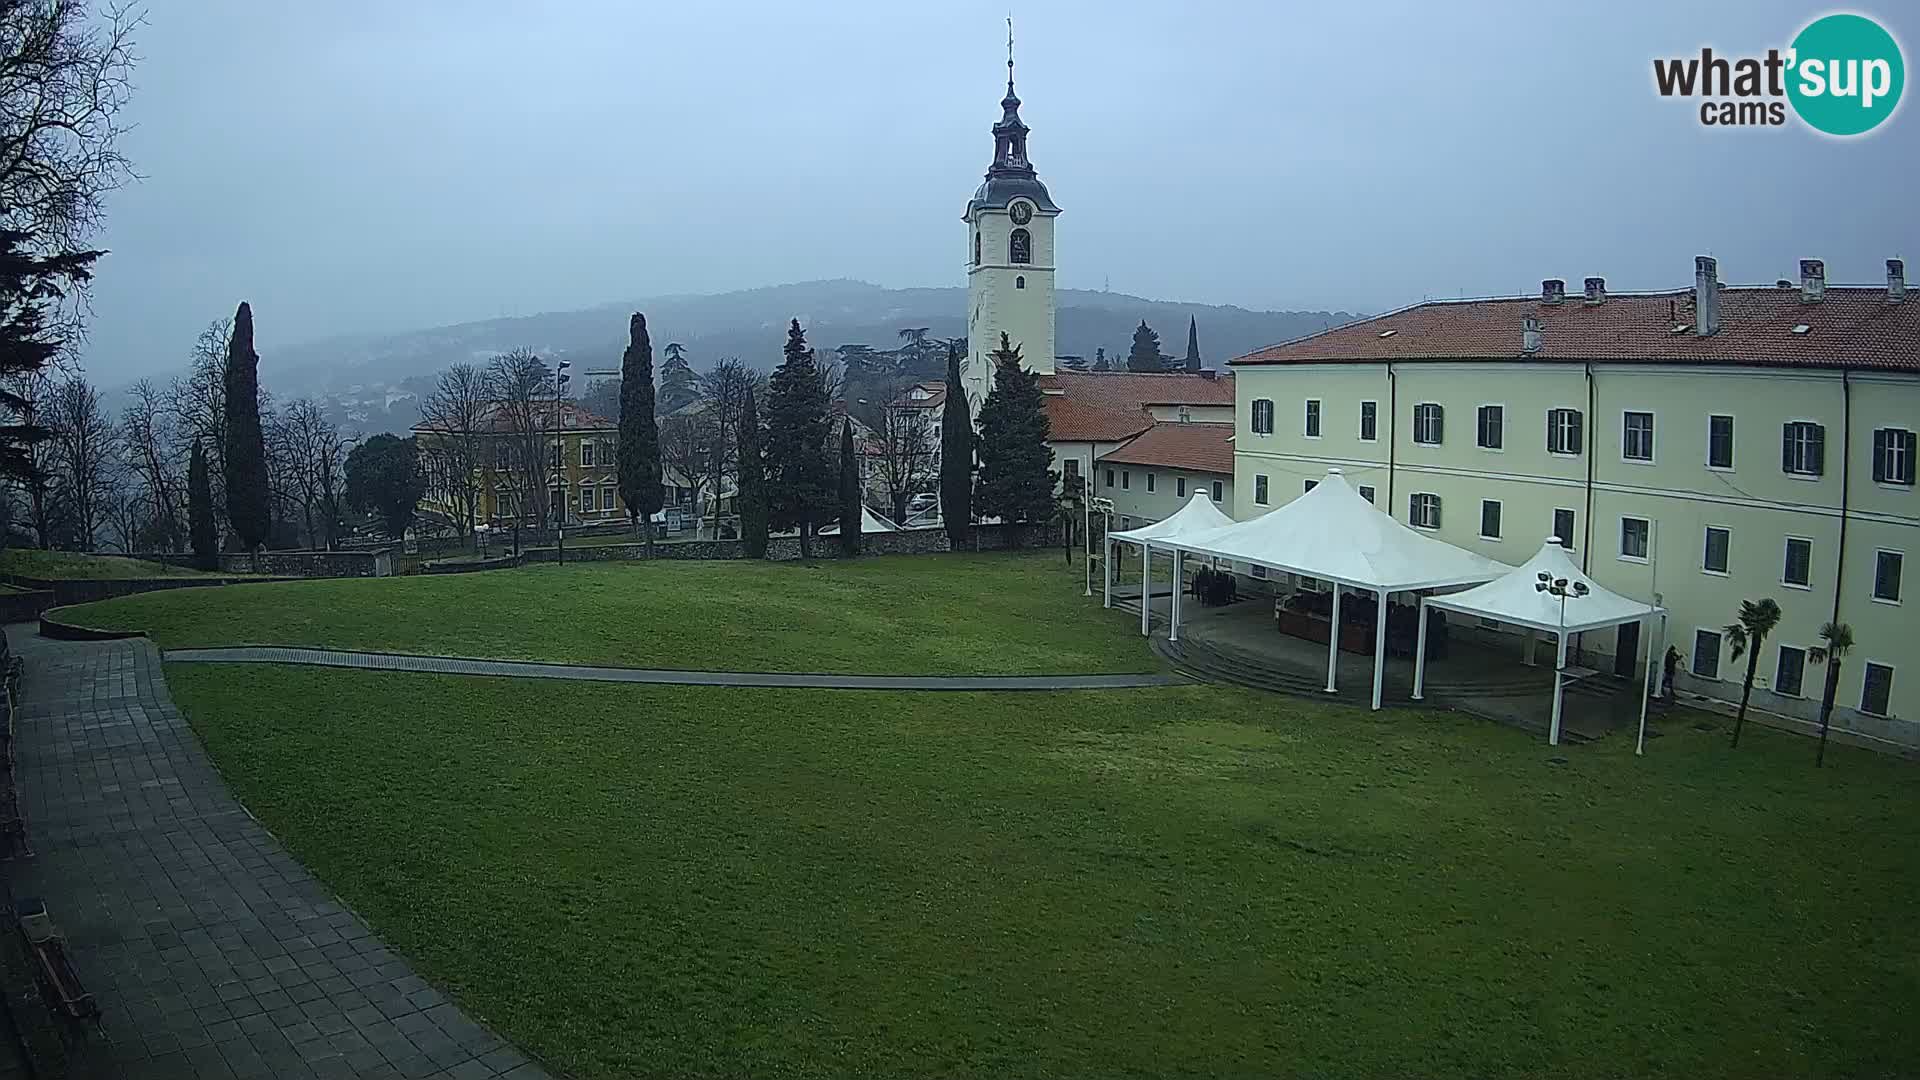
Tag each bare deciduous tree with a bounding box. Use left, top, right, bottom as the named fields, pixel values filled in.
left=658, top=411, right=714, bottom=524
left=871, top=386, right=938, bottom=523
left=277, top=398, right=349, bottom=549
left=486, top=347, right=553, bottom=530
left=167, top=318, right=231, bottom=528
left=46, top=373, right=113, bottom=549
left=697, top=358, right=764, bottom=537
left=417, top=361, right=491, bottom=543
left=118, top=376, right=183, bottom=550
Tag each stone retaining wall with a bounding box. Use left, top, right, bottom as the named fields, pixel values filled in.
left=0, top=573, right=292, bottom=607
left=0, top=588, right=55, bottom=624
left=522, top=523, right=1061, bottom=563
left=139, top=549, right=393, bottom=578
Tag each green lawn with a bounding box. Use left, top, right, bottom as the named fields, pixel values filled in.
left=0, top=548, right=221, bottom=580
left=165, top=664, right=1920, bottom=1079
left=61, top=553, right=1151, bottom=675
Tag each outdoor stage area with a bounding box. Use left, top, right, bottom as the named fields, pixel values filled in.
left=1118, top=589, right=1655, bottom=743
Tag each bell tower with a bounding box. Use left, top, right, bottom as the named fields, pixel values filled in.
left=962, top=23, right=1058, bottom=415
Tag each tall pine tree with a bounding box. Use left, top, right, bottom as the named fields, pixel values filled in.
left=188, top=439, right=217, bottom=570
left=764, top=319, right=833, bottom=558
left=658, top=342, right=699, bottom=415
left=618, top=313, right=663, bottom=553
left=837, top=419, right=861, bottom=557
left=222, top=302, right=271, bottom=549
left=1125, top=320, right=1166, bottom=373
left=0, top=225, right=101, bottom=486
left=736, top=386, right=768, bottom=558
left=939, top=341, right=973, bottom=547
left=974, top=333, right=1055, bottom=544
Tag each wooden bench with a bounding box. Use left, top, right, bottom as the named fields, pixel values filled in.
left=15, top=899, right=97, bottom=1021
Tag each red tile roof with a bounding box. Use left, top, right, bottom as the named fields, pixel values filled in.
left=1096, top=422, right=1234, bottom=474
left=1037, top=370, right=1235, bottom=406
left=1234, top=285, right=1918, bottom=372
left=1044, top=396, right=1155, bottom=443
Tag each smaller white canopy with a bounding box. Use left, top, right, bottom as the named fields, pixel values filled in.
left=1110, top=491, right=1236, bottom=543
left=1424, top=537, right=1664, bottom=634
left=1165, top=469, right=1510, bottom=591
left=820, top=506, right=901, bottom=535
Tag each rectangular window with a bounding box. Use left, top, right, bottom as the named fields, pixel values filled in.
left=1782, top=421, right=1825, bottom=476
left=1358, top=484, right=1375, bottom=504
left=1254, top=475, right=1269, bottom=505
left=1553, top=508, right=1576, bottom=550
left=1250, top=563, right=1268, bottom=579
left=1304, top=399, right=1322, bottom=438
left=1359, top=401, right=1377, bottom=441
left=1860, top=663, right=1894, bottom=717
left=1412, top=403, right=1444, bottom=445
left=1774, top=645, right=1807, bottom=697
left=1784, top=537, right=1813, bottom=587
left=1477, top=405, right=1504, bottom=450
left=1692, top=629, right=1723, bottom=679
left=1251, top=399, right=1274, bottom=435
left=602, top=486, right=616, bottom=511
left=1703, top=526, right=1730, bottom=574
left=580, top=442, right=595, bottom=467
left=1480, top=499, right=1502, bottom=539
left=1620, top=516, right=1650, bottom=560
left=1063, top=459, right=1081, bottom=486
left=1175, top=476, right=1186, bottom=498
left=580, top=488, right=595, bottom=513
left=1547, top=408, right=1583, bottom=455
left=1874, top=427, right=1917, bottom=485
left=1409, top=492, right=1441, bottom=529
left=1708, top=414, right=1735, bottom=469
left=1623, top=411, right=1655, bottom=462
left=1874, top=550, right=1904, bottom=602
left=1304, top=480, right=1318, bottom=494
left=1105, top=468, right=1114, bottom=488
left=550, top=443, right=564, bottom=468
left=1211, top=480, right=1223, bottom=502
left=1121, top=470, right=1130, bottom=490
left=1146, top=472, right=1155, bottom=493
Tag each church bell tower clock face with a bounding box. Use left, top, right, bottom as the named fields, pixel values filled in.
left=1008, top=200, right=1033, bottom=225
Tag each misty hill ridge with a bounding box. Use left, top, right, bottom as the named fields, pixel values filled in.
left=262, top=279, right=1358, bottom=434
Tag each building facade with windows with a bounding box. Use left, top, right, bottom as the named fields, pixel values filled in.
left=1229, top=258, right=1917, bottom=740
left=414, top=402, right=634, bottom=528
left=1092, top=422, right=1234, bottom=531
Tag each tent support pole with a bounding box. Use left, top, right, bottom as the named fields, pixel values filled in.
left=1102, top=535, right=1112, bottom=609
left=1549, top=630, right=1568, bottom=746
left=1370, top=588, right=1388, bottom=710
left=1324, top=586, right=1341, bottom=694
left=1412, top=599, right=1429, bottom=701
left=1139, top=543, right=1151, bottom=637
left=1635, top=615, right=1655, bottom=756
left=1170, top=549, right=1183, bottom=643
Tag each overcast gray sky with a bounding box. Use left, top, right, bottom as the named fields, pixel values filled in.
left=81, top=0, right=1912, bottom=381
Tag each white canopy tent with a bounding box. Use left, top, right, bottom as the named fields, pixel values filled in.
left=819, top=506, right=902, bottom=535
left=1156, top=469, right=1510, bottom=709
left=1417, top=537, right=1665, bottom=749
left=1106, top=491, right=1238, bottom=630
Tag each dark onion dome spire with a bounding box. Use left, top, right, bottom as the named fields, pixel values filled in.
left=964, top=25, right=1058, bottom=219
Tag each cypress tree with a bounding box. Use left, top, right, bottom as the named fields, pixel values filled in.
left=1184, top=316, right=1202, bottom=371
left=618, top=313, right=664, bottom=554
left=837, top=419, right=861, bottom=557
left=188, top=440, right=217, bottom=571
left=222, top=302, right=271, bottom=549
left=939, top=341, right=973, bottom=547
left=737, top=386, right=768, bottom=558
left=764, top=319, right=833, bottom=558
left=974, top=333, right=1056, bottom=545
left=1125, top=320, right=1166, bottom=373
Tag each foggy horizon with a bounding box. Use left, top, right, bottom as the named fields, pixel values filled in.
left=78, top=1, right=1913, bottom=379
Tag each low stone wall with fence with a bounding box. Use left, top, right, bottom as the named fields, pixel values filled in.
left=521, top=523, right=1063, bottom=564
left=139, top=549, right=394, bottom=578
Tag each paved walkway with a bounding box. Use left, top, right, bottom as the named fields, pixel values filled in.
left=2, top=628, right=552, bottom=1080
left=163, top=646, right=1184, bottom=691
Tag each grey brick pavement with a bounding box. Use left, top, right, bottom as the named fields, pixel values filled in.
left=2, top=628, right=553, bottom=1080
left=163, top=645, right=1183, bottom=691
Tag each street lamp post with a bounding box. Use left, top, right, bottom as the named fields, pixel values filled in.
left=553, top=359, right=571, bottom=565
left=1535, top=571, right=1590, bottom=746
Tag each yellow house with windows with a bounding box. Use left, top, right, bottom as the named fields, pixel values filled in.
left=1229, top=257, right=1917, bottom=743
left=415, top=402, right=629, bottom=526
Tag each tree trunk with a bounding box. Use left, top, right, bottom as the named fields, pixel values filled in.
left=798, top=522, right=812, bottom=560
left=1816, top=660, right=1841, bottom=767
left=1731, top=647, right=1760, bottom=748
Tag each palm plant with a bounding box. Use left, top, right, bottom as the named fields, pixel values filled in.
left=1724, top=598, right=1783, bottom=749
left=1807, top=621, right=1855, bottom=768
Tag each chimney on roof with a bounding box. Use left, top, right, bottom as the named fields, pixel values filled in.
left=1522, top=315, right=1544, bottom=354
left=1583, top=277, right=1606, bottom=305
left=1889, top=258, right=1907, bottom=302
left=1541, top=278, right=1566, bottom=305
left=1694, top=256, right=1720, bottom=336
left=1799, top=258, right=1826, bottom=302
